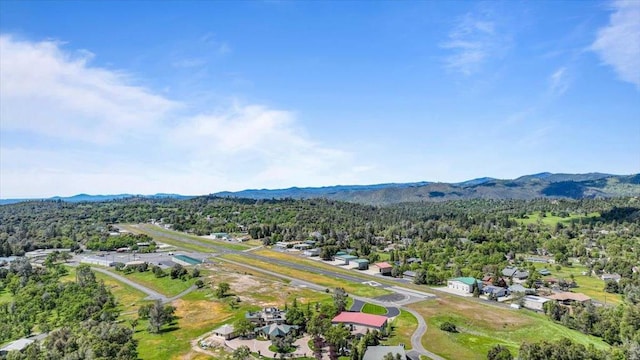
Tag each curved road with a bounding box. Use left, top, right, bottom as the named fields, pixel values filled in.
left=404, top=308, right=445, bottom=360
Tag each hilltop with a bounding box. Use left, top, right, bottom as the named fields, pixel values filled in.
left=2, top=173, right=639, bottom=206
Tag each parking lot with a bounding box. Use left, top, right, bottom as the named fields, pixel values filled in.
left=73, top=248, right=213, bottom=269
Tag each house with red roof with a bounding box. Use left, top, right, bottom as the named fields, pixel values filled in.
left=374, top=262, right=393, bottom=275
left=332, top=312, right=388, bottom=332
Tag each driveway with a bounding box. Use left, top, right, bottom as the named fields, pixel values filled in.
left=349, top=299, right=366, bottom=312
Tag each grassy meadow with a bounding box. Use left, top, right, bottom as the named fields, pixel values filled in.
left=514, top=211, right=600, bottom=227
left=222, top=253, right=392, bottom=298
left=408, top=294, right=610, bottom=360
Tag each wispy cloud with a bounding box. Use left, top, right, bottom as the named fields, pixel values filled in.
left=0, top=35, right=363, bottom=197
left=549, top=67, right=570, bottom=96
left=441, top=12, right=509, bottom=75
left=590, top=0, right=640, bottom=87
left=200, top=32, right=232, bottom=55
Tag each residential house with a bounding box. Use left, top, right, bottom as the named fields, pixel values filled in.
left=538, top=269, right=551, bottom=276
left=547, top=292, right=591, bottom=306
left=502, top=267, right=529, bottom=281
left=483, top=285, right=509, bottom=298
left=260, top=323, right=298, bottom=338
left=447, top=277, right=483, bottom=293
left=375, top=262, right=393, bottom=275
left=509, top=284, right=535, bottom=295
left=245, top=307, right=286, bottom=326
left=363, top=345, right=406, bottom=360
left=406, top=257, right=422, bottom=265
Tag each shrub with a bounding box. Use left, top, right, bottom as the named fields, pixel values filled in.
left=440, top=321, right=458, bottom=333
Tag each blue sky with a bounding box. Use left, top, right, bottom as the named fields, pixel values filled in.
left=1, top=0, right=639, bottom=198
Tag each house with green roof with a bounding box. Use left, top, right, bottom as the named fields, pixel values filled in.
left=447, top=277, right=483, bottom=293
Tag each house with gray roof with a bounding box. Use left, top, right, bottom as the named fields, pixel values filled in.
left=483, top=285, right=509, bottom=298
left=502, top=266, right=529, bottom=280
left=363, top=345, right=406, bottom=360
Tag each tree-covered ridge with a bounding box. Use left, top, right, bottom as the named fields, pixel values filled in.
left=0, top=261, right=137, bottom=359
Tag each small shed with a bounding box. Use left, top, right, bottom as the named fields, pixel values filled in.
left=374, top=262, right=393, bottom=275
left=351, top=259, right=369, bottom=270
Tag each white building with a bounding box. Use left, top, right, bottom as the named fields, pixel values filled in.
left=522, top=295, right=550, bottom=311
left=80, top=256, right=115, bottom=267
left=447, top=277, right=483, bottom=293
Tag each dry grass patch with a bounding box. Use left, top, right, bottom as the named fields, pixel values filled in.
left=173, top=299, right=230, bottom=329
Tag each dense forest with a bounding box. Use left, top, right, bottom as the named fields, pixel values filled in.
left=0, top=196, right=638, bottom=358
left=0, top=259, right=137, bottom=359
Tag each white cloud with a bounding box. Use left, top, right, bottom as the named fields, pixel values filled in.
left=0, top=35, right=363, bottom=198
left=549, top=67, right=570, bottom=96
left=591, top=0, right=640, bottom=87
left=441, top=13, right=508, bottom=75
left=0, top=35, right=179, bottom=144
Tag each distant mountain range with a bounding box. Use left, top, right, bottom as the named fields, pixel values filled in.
left=214, top=173, right=640, bottom=205
left=2, top=173, right=639, bottom=206
left=0, top=193, right=193, bottom=205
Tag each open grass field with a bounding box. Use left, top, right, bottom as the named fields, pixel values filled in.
left=115, top=270, right=197, bottom=297
left=119, top=224, right=213, bottom=253
left=530, top=262, right=622, bottom=305
left=134, top=224, right=251, bottom=251
left=222, top=254, right=392, bottom=298
left=409, top=294, right=610, bottom=360
left=134, top=293, right=239, bottom=360
left=383, top=310, right=418, bottom=350
left=514, top=212, right=600, bottom=227
left=362, top=303, right=387, bottom=315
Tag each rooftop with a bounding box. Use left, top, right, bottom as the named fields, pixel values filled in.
left=172, top=254, right=202, bottom=265
left=351, top=259, right=369, bottom=264
left=451, top=277, right=482, bottom=286
left=214, top=324, right=235, bottom=335
left=332, top=312, right=387, bottom=328
left=524, top=295, right=551, bottom=303
left=363, top=345, right=406, bottom=360
left=336, top=254, right=358, bottom=260
left=374, top=262, right=393, bottom=269
left=548, top=292, right=591, bottom=302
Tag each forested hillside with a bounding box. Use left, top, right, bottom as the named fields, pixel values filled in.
left=1, top=196, right=639, bottom=357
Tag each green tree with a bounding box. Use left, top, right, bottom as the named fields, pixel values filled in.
left=234, top=318, right=255, bottom=338
left=216, top=282, right=231, bottom=298
left=232, top=345, right=252, bottom=360
left=487, top=344, right=513, bottom=360
left=333, top=287, right=348, bottom=313
left=147, top=300, right=175, bottom=333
